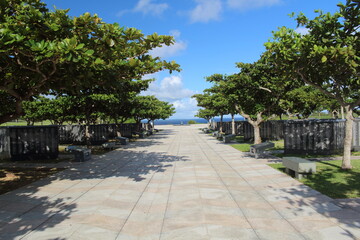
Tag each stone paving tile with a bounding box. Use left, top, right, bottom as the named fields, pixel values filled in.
left=0, top=124, right=360, bottom=239
left=302, top=226, right=359, bottom=240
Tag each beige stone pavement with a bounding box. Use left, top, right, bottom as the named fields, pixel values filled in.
left=0, top=124, right=359, bottom=240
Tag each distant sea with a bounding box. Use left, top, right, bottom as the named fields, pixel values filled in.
left=147, top=117, right=245, bottom=125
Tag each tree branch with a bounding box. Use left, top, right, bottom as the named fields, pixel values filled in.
left=259, top=86, right=272, bottom=93
left=0, top=86, right=22, bottom=99
left=295, top=69, right=345, bottom=105
left=350, top=97, right=360, bottom=110
left=0, top=99, right=23, bottom=124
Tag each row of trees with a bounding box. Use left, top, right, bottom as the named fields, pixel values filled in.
left=193, top=0, right=360, bottom=169
left=0, top=0, right=178, bottom=125
left=22, top=95, right=175, bottom=126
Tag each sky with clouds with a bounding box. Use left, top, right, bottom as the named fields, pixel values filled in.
left=44, top=0, right=341, bottom=119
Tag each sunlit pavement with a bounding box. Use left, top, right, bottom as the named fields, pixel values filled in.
left=0, top=124, right=359, bottom=239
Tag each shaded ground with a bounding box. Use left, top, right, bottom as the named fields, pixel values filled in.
left=0, top=139, right=144, bottom=195
left=0, top=167, right=65, bottom=195
left=0, top=125, right=359, bottom=239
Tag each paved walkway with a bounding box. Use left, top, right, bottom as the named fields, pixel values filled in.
left=0, top=124, right=359, bottom=240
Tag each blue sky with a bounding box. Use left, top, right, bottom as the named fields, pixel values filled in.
left=43, top=0, right=342, bottom=119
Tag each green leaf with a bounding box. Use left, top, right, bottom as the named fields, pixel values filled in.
left=95, top=58, right=104, bottom=64
left=75, top=43, right=85, bottom=50
left=350, top=60, right=358, bottom=68
left=321, top=56, right=327, bottom=63
left=129, top=58, right=138, bottom=67
left=85, top=49, right=94, bottom=55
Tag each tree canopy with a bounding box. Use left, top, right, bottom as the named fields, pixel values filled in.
left=0, top=0, right=180, bottom=123
left=223, top=60, right=288, bottom=143
left=265, top=0, right=360, bottom=168
left=131, top=95, right=175, bottom=124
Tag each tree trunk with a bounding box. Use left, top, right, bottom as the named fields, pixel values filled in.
left=286, top=110, right=294, bottom=120
left=341, top=106, right=345, bottom=119
left=85, top=122, right=91, bottom=147
left=147, top=120, right=152, bottom=130
left=114, top=119, right=121, bottom=137
left=234, top=106, right=263, bottom=144
left=231, top=114, right=235, bottom=135
left=219, top=115, right=223, bottom=133
left=253, top=122, right=261, bottom=144
left=342, top=106, right=353, bottom=169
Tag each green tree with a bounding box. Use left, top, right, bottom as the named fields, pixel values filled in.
left=0, top=0, right=88, bottom=123
left=279, top=85, right=330, bottom=119
left=206, top=74, right=238, bottom=134
left=192, top=82, right=231, bottom=134
left=131, top=96, right=175, bottom=127
left=22, top=96, right=85, bottom=125
left=0, top=0, right=180, bottom=123
left=22, top=96, right=49, bottom=125
left=195, top=108, right=216, bottom=127
left=46, top=96, right=80, bottom=125
left=223, top=60, right=286, bottom=144
left=265, top=0, right=360, bottom=169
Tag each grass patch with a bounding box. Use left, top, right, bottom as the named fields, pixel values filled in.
left=0, top=167, right=64, bottom=195
left=268, top=140, right=284, bottom=150
left=269, top=159, right=360, bottom=199
left=231, top=136, right=252, bottom=152
left=231, top=144, right=251, bottom=152
left=235, top=136, right=245, bottom=143
left=351, top=151, right=360, bottom=156
left=273, top=151, right=360, bottom=159
left=231, top=139, right=284, bottom=153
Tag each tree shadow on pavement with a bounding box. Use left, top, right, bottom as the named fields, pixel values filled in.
left=266, top=166, right=360, bottom=239
left=0, top=128, right=188, bottom=239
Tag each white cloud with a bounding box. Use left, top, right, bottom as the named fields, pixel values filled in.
left=169, top=30, right=181, bottom=38
left=118, top=0, right=168, bottom=17
left=142, top=75, right=198, bottom=118
left=145, top=75, right=194, bottom=100
left=170, top=98, right=199, bottom=119
left=150, top=30, right=187, bottom=58
left=295, top=27, right=309, bottom=35
left=227, top=0, right=281, bottom=10
left=189, top=0, right=222, bottom=23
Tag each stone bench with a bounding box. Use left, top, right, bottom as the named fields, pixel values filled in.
left=65, top=145, right=80, bottom=152
left=72, top=148, right=91, bottom=162
left=114, top=136, right=129, bottom=145
left=282, top=157, right=316, bottom=179
left=250, top=142, right=275, bottom=159
left=212, top=131, right=224, bottom=138
left=132, top=131, right=146, bottom=138
left=223, top=134, right=236, bottom=143
left=202, top=128, right=211, bottom=134
left=102, top=142, right=116, bottom=150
